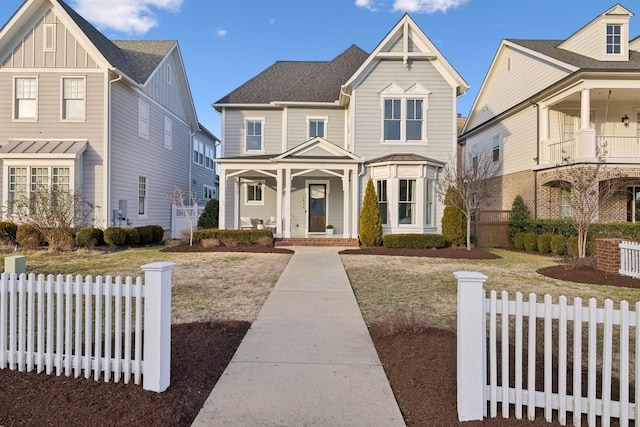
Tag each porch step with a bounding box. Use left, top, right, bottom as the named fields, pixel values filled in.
left=274, top=237, right=359, bottom=247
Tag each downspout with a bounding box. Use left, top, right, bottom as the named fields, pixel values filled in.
left=532, top=99, right=539, bottom=219
left=340, top=85, right=352, bottom=151
left=107, top=71, right=123, bottom=226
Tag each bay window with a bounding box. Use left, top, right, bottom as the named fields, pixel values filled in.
left=399, top=179, right=416, bottom=224
left=377, top=180, right=388, bottom=224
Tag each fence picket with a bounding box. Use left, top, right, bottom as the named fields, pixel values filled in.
left=602, top=299, right=614, bottom=427
left=558, top=296, right=567, bottom=426
left=588, top=299, right=597, bottom=426
left=489, top=290, right=497, bottom=417
left=619, top=301, right=629, bottom=427
left=527, top=293, right=537, bottom=421
left=501, top=290, right=509, bottom=418
left=0, top=265, right=173, bottom=392
left=544, top=294, right=552, bottom=422
left=573, top=297, right=583, bottom=427
left=515, top=292, right=523, bottom=420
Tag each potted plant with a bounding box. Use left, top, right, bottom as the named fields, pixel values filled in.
left=326, top=224, right=334, bottom=235
left=257, top=219, right=265, bottom=230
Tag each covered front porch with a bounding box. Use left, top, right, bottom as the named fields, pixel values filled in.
left=538, top=82, right=640, bottom=165
left=217, top=138, right=363, bottom=239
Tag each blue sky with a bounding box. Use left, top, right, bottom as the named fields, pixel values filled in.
left=2, top=0, right=639, bottom=138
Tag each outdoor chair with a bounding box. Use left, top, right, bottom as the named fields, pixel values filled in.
left=240, top=217, right=253, bottom=229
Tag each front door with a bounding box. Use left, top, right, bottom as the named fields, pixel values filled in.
left=308, top=184, right=326, bottom=232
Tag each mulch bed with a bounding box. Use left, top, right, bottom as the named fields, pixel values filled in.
left=1, top=245, right=635, bottom=426
left=161, top=244, right=294, bottom=254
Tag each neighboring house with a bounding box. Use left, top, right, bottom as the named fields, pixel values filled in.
left=214, top=14, right=468, bottom=239
left=460, top=4, right=640, bottom=222
left=0, top=0, right=218, bottom=233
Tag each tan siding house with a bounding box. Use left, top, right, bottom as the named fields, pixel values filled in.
left=214, top=14, right=468, bottom=239
left=0, top=0, right=218, bottom=233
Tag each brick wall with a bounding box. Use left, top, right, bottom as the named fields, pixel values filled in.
left=595, top=238, right=622, bottom=274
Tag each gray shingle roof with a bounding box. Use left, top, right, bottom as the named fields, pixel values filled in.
left=366, top=153, right=444, bottom=165
left=58, top=0, right=175, bottom=84
left=215, top=44, right=369, bottom=105
left=507, top=39, right=640, bottom=71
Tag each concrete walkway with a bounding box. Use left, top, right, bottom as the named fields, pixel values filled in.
left=191, top=246, right=405, bottom=427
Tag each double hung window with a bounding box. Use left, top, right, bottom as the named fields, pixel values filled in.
left=15, top=78, right=37, bottom=120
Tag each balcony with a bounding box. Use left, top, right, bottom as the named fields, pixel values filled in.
left=543, top=135, right=640, bottom=165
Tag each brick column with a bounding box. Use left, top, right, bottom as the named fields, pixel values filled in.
left=595, top=238, right=622, bottom=274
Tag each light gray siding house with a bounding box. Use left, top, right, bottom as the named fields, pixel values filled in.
left=0, top=0, right=218, bottom=233
left=214, top=14, right=468, bottom=241
left=461, top=4, right=640, bottom=223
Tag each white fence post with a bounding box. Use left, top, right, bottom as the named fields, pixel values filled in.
left=455, top=270, right=488, bottom=421
left=142, top=262, right=175, bottom=392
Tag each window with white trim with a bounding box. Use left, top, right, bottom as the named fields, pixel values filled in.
left=472, top=144, right=479, bottom=169
left=203, top=185, right=216, bottom=200
left=384, top=99, right=401, bottom=141
left=245, top=119, right=263, bottom=151
left=380, top=83, right=429, bottom=143
left=193, top=139, right=204, bottom=165
left=398, top=179, right=416, bottom=225
left=492, top=135, right=500, bottom=162
left=606, top=24, right=621, bottom=54
left=425, top=179, right=434, bottom=226
left=7, top=166, right=71, bottom=215
left=139, top=99, right=149, bottom=139
left=138, top=175, right=148, bottom=216
left=406, top=99, right=423, bottom=140
left=560, top=188, right=571, bottom=218
left=376, top=180, right=388, bottom=225
left=15, top=78, right=37, bottom=120
left=205, top=146, right=214, bottom=170
left=62, top=78, right=85, bottom=121
left=245, top=182, right=263, bottom=205
left=164, top=115, right=172, bottom=149
left=308, top=118, right=326, bottom=138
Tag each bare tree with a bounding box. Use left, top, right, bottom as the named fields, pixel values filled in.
left=166, top=186, right=200, bottom=246
left=438, top=150, right=499, bottom=250
left=10, top=187, right=96, bottom=252
left=555, top=144, right=626, bottom=258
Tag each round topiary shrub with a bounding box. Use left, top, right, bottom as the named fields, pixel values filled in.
left=16, top=224, right=44, bottom=249
left=537, top=233, right=552, bottom=254
left=550, top=234, right=565, bottom=256
left=151, top=225, right=164, bottom=243
left=125, top=228, right=140, bottom=246
left=104, top=227, right=127, bottom=247
left=136, top=225, right=153, bottom=245
left=76, top=227, right=104, bottom=247
left=523, top=232, right=537, bottom=252
left=0, top=221, right=18, bottom=243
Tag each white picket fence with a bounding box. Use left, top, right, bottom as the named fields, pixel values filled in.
left=457, top=271, right=639, bottom=426
left=0, top=262, right=174, bottom=392
left=171, top=204, right=205, bottom=239
left=619, top=240, right=640, bottom=279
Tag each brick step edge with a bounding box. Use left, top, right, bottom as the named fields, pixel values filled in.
left=274, top=238, right=360, bottom=247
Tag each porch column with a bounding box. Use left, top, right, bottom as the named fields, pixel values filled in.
left=233, top=177, right=240, bottom=229
left=218, top=168, right=226, bottom=230
left=538, top=104, right=549, bottom=163
left=351, top=169, right=359, bottom=239
left=342, top=169, right=350, bottom=237
left=284, top=168, right=292, bottom=238
left=577, top=88, right=596, bottom=158
left=276, top=168, right=283, bottom=238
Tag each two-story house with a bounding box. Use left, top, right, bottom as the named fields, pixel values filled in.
left=461, top=4, right=640, bottom=223
left=0, top=0, right=218, bottom=234
left=214, top=14, right=468, bottom=241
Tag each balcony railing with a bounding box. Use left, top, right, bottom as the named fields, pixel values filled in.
left=544, top=135, right=640, bottom=165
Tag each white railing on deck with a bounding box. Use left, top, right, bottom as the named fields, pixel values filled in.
left=598, top=136, right=640, bottom=158
left=457, top=271, right=639, bottom=426
left=547, top=139, right=576, bottom=164
left=620, top=240, right=640, bottom=279
left=0, top=262, right=174, bottom=392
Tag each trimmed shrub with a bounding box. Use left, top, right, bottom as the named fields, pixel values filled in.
left=255, top=236, right=274, bottom=247
left=523, top=233, right=537, bottom=252
left=125, top=228, right=140, bottom=246
left=442, top=187, right=466, bottom=247
left=198, top=199, right=219, bottom=229
left=16, top=224, right=44, bottom=249
left=150, top=225, right=164, bottom=243
left=359, top=178, right=383, bottom=247
left=76, top=227, right=104, bottom=247
left=566, top=236, right=579, bottom=258
left=136, top=225, right=153, bottom=245
left=383, top=233, right=450, bottom=249
left=508, top=195, right=531, bottom=240
left=550, top=235, right=565, bottom=256
left=192, top=229, right=272, bottom=245
left=104, top=227, right=127, bottom=247
left=0, top=221, right=18, bottom=243
left=513, top=232, right=525, bottom=250
left=537, top=233, right=552, bottom=254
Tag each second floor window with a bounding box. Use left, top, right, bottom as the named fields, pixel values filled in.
left=406, top=99, right=423, bottom=140
left=15, top=78, right=37, bottom=120
left=384, top=99, right=401, bottom=140
left=62, top=78, right=85, bottom=120
left=383, top=98, right=425, bottom=142
left=492, top=135, right=500, bottom=162
left=246, top=120, right=263, bottom=151
left=139, top=99, right=149, bottom=139
left=606, top=24, right=621, bottom=54
left=308, top=119, right=326, bottom=138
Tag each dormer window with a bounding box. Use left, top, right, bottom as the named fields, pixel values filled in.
left=606, top=24, right=621, bottom=54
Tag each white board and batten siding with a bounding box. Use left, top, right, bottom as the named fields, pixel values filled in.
left=143, top=53, right=188, bottom=123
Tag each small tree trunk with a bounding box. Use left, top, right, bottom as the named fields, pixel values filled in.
left=466, top=215, right=472, bottom=251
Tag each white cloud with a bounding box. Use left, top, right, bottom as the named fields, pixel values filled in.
left=216, top=28, right=227, bottom=37
left=392, top=0, right=468, bottom=13
left=355, top=0, right=378, bottom=12
left=71, top=0, right=183, bottom=35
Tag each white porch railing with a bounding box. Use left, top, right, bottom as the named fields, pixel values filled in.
left=545, top=135, right=640, bottom=164
left=547, top=138, right=576, bottom=164
left=457, top=271, right=639, bottom=426
left=0, top=262, right=174, bottom=392
left=598, top=136, right=640, bottom=158
left=620, top=240, right=640, bottom=279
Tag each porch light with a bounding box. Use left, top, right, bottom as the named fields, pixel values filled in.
left=622, top=114, right=630, bottom=127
